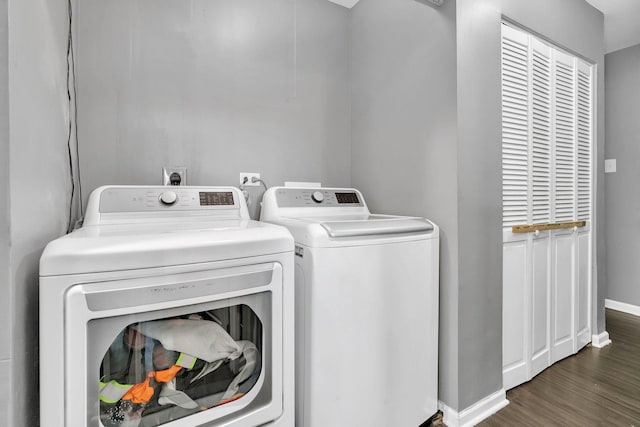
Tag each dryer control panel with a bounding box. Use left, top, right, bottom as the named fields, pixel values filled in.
left=274, top=188, right=364, bottom=208
left=84, top=186, right=249, bottom=226
left=99, top=188, right=239, bottom=212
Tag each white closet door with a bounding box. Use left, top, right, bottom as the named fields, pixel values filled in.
left=529, top=37, right=552, bottom=378
left=575, top=60, right=593, bottom=351
left=501, top=25, right=530, bottom=389
left=550, top=49, right=577, bottom=365
left=501, top=23, right=594, bottom=390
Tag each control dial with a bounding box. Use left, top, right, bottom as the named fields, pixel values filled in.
left=311, top=191, right=324, bottom=203
left=159, top=191, right=178, bottom=206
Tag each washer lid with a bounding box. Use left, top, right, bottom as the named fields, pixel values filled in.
left=39, top=220, right=293, bottom=276
left=260, top=187, right=439, bottom=247
left=318, top=215, right=434, bottom=238
left=270, top=214, right=438, bottom=247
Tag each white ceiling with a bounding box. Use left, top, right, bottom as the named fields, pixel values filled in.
left=585, top=0, right=640, bottom=53
left=328, top=0, right=640, bottom=54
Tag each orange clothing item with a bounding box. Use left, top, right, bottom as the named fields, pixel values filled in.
left=154, top=365, right=182, bottom=383
left=122, top=365, right=183, bottom=404
left=122, top=377, right=154, bottom=404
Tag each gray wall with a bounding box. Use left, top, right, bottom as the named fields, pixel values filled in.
left=604, top=44, right=640, bottom=307
left=76, top=0, right=352, bottom=215
left=350, top=0, right=459, bottom=408
left=456, top=0, right=605, bottom=410
left=454, top=0, right=503, bottom=409
left=7, top=0, right=72, bottom=425
left=0, top=0, right=9, bottom=423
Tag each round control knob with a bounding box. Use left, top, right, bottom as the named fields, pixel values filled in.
left=159, top=191, right=178, bottom=206
left=311, top=191, right=324, bottom=203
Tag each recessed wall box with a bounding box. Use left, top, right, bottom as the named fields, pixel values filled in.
left=162, top=166, right=187, bottom=186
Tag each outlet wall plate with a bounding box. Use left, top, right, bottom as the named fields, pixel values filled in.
left=163, top=167, right=187, bottom=186
left=604, top=159, right=616, bottom=173
left=240, top=172, right=261, bottom=186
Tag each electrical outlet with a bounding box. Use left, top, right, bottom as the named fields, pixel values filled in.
left=163, top=166, right=187, bottom=186
left=240, top=172, right=261, bottom=186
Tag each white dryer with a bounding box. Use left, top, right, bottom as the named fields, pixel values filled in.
left=39, top=186, right=295, bottom=427
left=260, top=187, right=439, bottom=427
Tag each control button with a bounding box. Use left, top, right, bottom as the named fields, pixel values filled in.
left=311, top=191, right=324, bottom=203
left=159, top=191, right=178, bottom=206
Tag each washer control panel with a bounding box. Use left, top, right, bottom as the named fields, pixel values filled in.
left=275, top=188, right=363, bottom=208
left=99, top=187, right=238, bottom=213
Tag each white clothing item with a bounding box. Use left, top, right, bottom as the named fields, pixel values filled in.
left=135, top=319, right=241, bottom=363
left=158, top=378, right=200, bottom=409
left=221, top=340, right=259, bottom=400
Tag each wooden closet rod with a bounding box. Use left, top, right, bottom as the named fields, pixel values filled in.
left=512, top=221, right=587, bottom=234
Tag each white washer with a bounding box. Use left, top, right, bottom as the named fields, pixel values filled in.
left=260, top=187, right=439, bottom=427
left=40, top=186, right=295, bottom=427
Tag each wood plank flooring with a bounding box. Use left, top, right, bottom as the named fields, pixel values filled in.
left=478, top=309, right=640, bottom=426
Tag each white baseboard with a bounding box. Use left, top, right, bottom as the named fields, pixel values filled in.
left=591, top=331, right=611, bottom=348
left=605, top=299, right=640, bottom=317
left=438, top=389, right=509, bottom=427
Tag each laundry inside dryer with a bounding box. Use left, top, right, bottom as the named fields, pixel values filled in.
left=99, top=305, right=263, bottom=426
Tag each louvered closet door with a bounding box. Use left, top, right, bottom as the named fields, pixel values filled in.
left=501, top=25, right=530, bottom=390
left=501, top=23, right=593, bottom=391
left=550, top=49, right=576, bottom=364
left=529, top=37, right=552, bottom=379
left=575, top=60, right=592, bottom=351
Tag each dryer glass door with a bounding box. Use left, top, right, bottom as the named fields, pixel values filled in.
left=63, top=263, right=283, bottom=427
left=98, top=303, right=263, bottom=426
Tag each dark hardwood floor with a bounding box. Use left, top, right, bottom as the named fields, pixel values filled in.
left=478, top=309, right=640, bottom=426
